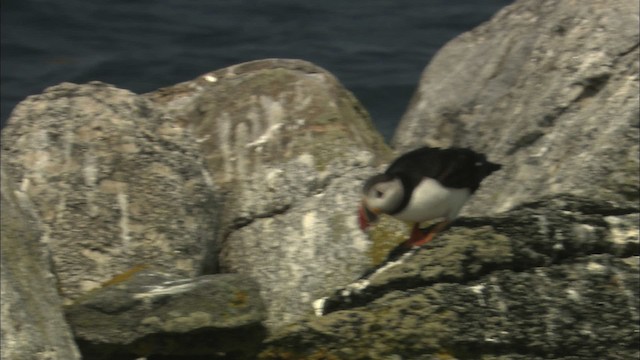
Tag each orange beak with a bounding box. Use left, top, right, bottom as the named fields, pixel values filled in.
left=358, top=201, right=379, bottom=230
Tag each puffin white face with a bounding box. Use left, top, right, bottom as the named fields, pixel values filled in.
left=364, top=177, right=404, bottom=214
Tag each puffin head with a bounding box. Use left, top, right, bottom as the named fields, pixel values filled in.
left=358, top=174, right=404, bottom=230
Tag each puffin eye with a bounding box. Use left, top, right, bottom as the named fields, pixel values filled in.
left=374, top=189, right=384, bottom=198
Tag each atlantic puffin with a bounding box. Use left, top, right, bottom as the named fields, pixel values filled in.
left=359, top=146, right=501, bottom=248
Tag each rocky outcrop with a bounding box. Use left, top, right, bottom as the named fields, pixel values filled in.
left=0, top=82, right=220, bottom=302
left=392, top=0, right=639, bottom=215
left=261, top=195, right=639, bottom=360
left=1, top=0, right=638, bottom=358
left=259, top=0, right=640, bottom=358
left=146, top=59, right=392, bottom=331
left=0, top=59, right=393, bottom=357
left=66, top=270, right=266, bottom=359
left=1, top=166, right=81, bottom=360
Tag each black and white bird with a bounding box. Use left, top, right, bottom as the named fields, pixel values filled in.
left=358, top=146, right=501, bottom=248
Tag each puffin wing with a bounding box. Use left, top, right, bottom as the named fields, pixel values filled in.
left=385, top=147, right=500, bottom=192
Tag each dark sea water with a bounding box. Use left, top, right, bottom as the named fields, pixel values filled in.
left=1, top=0, right=512, bottom=140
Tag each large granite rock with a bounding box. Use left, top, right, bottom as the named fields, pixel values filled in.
left=66, top=270, right=266, bottom=359
left=146, top=59, right=392, bottom=331
left=258, top=1, right=640, bottom=358
left=1, top=82, right=219, bottom=302
left=0, top=59, right=393, bottom=355
left=3, top=1, right=638, bottom=355
left=261, top=195, right=640, bottom=360
left=392, top=0, right=640, bottom=215
left=1, top=166, right=81, bottom=360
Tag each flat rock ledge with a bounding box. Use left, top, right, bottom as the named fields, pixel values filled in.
left=65, top=270, right=266, bottom=359
left=260, top=194, right=639, bottom=360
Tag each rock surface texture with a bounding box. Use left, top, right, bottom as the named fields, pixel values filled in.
left=262, top=195, right=639, bottom=359
left=146, top=58, right=392, bottom=331
left=260, top=0, right=640, bottom=359
left=1, top=82, right=220, bottom=302
left=1, top=0, right=638, bottom=358
left=66, top=270, right=266, bottom=359
left=393, top=0, right=639, bottom=216
left=1, top=167, right=81, bottom=360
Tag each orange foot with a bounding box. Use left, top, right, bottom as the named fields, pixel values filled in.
left=401, top=221, right=450, bottom=248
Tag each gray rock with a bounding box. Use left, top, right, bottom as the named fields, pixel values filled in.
left=392, top=0, right=640, bottom=215
left=65, top=270, right=266, bottom=359
left=255, top=4, right=640, bottom=357
left=261, top=195, right=639, bottom=360
left=1, top=166, right=81, bottom=360
left=146, top=59, right=392, bottom=331
left=1, top=82, right=219, bottom=302
left=4, top=4, right=637, bottom=355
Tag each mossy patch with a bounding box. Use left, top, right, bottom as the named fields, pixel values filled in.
left=366, top=217, right=413, bottom=265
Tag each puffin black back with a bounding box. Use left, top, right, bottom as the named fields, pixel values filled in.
left=385, top=146, right=501, bottom=193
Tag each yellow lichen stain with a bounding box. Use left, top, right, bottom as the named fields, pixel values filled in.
left=258, top=348, right=342, bottom=360
left=257, top=348, right=295, bottom=360
left=435, top=349, right=457, bottom=360
left=307, top=349, right=341, bottom=360
left=100, top=264, right=148, bottom=288
left=231, top=290, right=249, bottom=307
left=367, top=217, right=411, bottom=265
